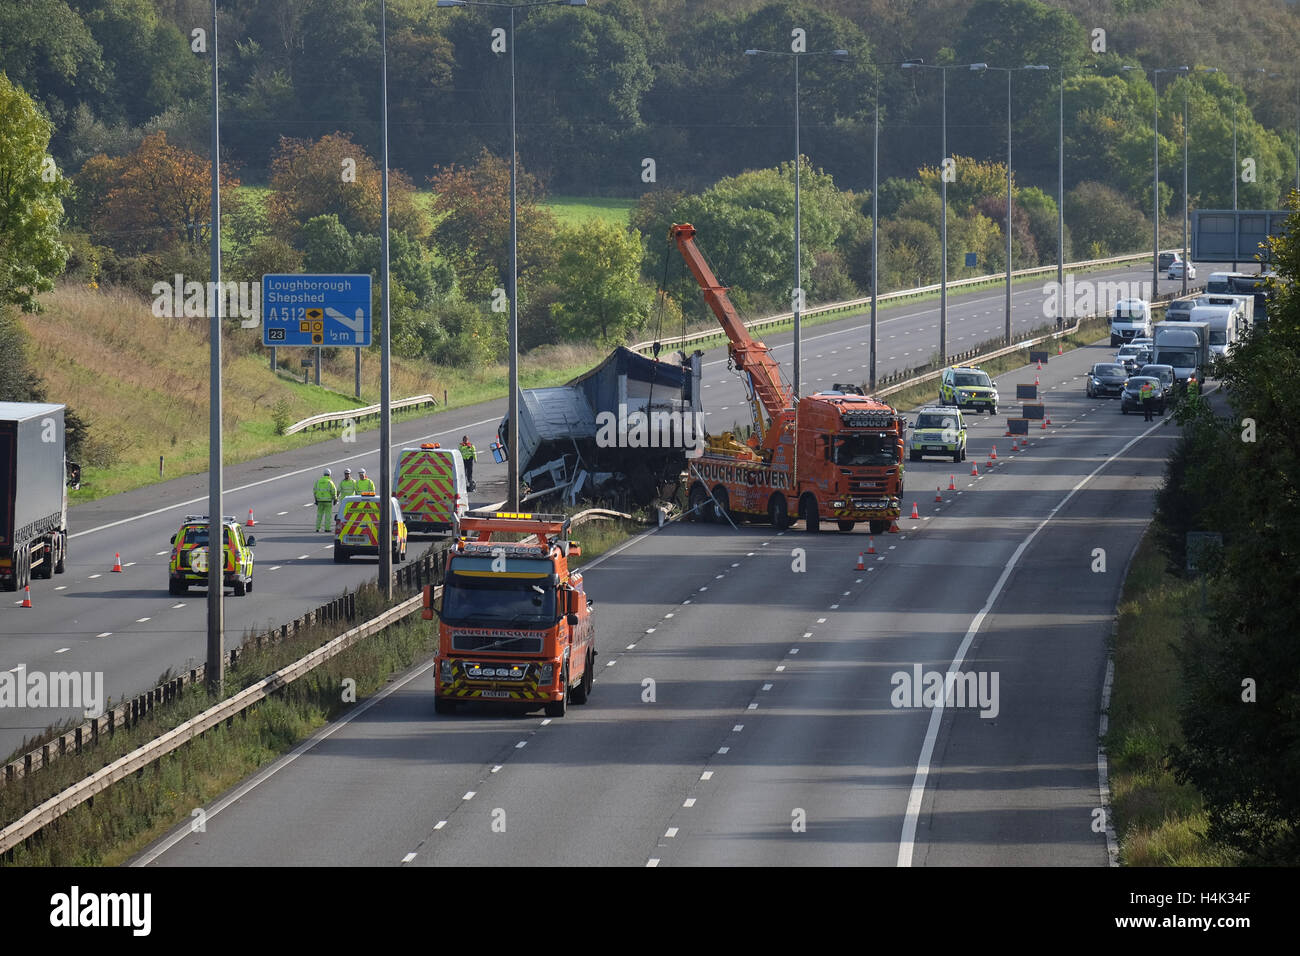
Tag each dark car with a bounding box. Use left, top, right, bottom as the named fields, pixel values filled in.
left=1137, top=364, right=1176, bottom=400
left=1121, top=376, right=1166, bottom=415
left=1086, top=363, right=1128, bottom=398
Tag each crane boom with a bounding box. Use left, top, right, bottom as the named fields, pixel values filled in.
left=671, top=223, right=794, bottom=439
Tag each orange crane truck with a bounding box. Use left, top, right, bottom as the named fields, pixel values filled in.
left=672, top=223, right=906, bottom=533
left=425, top=511, right=595, bottom=717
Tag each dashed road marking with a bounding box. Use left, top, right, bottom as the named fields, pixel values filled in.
left=683, top=798, right=696, bottom=807
left=402, top=852, right=417, bottom=863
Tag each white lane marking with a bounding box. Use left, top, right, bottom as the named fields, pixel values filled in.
left=747, top=702, right=758, bottom=710
left=717, top=746, right=729, bottom=754
left=626, top=643, right=637, bottom=650
left=297, top=554, right=309, bottom=560
left=605, top=660, right=616, bottom=667
left=701, top=771, right=713, bottom=780
left=664, top=613, right=674, bottom=618
left=790, top=648, right=799, bottom=654
left=55, top=585, right=67, bottom=591
left=515, top=741, right=526, bottom=749
left=268, top=566, right=281, bottom=571
left=55, top=647, right=69, bottom=654
left=155, top=550, right=169, bottom=556
left=171, top=603, right=185, bottom=609
left=124, top=562, right=136, bottom=567
left=434, top=821, right=447, bottom=830
left=647, top=859, right=660, bottom=867
left=88, top=574, right=101, bottom=579
left=733, top=725, right=744, bottom=732
left=762, top=683, right=773, bottom=691
left=645, top=628, right=655, bottom=634
left=463, top=791, right=476, bottom=801
left=665, top=828, right=678, bottom=838
left=816, top=617, right=826, bottom=623
left=71, top=413, right=504, bottom=540
left=277, top=511, right=288, bottom=516
left=136, top=617, right=150, bottom=623
left=898, top=414, right=1169, bottom=868
left=540, top=719, right=552, bottom=726
left=96, top=632, right=111, bottom=638
left=775, top=665, right=785, bottom=672
left=683, top=798, right=696, bottom=808
left=491, top=765, right=502, bottom=773
left=402, top=852, right=417, bottom=863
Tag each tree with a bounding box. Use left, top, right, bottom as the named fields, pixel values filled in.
left=917, top=155, right=1016, bottom=214
left=1161, top=201, right=1300, bottom=863
left=77, top=131, right=240, bottom=255
left=1064, top=181, right=1150, bottom=258
left=550, top=221, right=654, bottom=345
left=428, top=148, right=560, bottom=303
left=0, top=74, right=69, bottom=311
left=266, top=132, right=423, bottom=242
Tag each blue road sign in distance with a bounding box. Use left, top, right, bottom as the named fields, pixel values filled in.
left=262, top=273, right=372, bottom=347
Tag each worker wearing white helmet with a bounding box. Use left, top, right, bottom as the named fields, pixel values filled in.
left=313, top=468, right=338, bottom=532
left=355, top=467, right=376, bottom=494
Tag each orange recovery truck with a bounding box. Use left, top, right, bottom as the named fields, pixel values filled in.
left=672, top=224, right=907, bottom=533
left=425, top=511, right=596, bottom=717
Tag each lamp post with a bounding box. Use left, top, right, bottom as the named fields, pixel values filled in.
left=206, top=0, right=223, bottom=693
left=1019, top=64, right=1060, bottom=329
left=745, top=47, right=850, bottom=402
left=901, top=59, right=966, bottom=366
left=870, top=66, right=880, bottom=391
left=438, top=0, right=587, bottom=510
left=1123, top=65, right=1188, bottom=298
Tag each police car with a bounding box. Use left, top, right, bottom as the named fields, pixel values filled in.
left=334, top=493, right=409, bottom=563
left=168, top=515, right=255, bottom=596
left=910, top=405, right=967, bottom=462
left=939, top=364, right=998, bottom=414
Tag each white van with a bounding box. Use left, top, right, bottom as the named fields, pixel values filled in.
left=395, top=443, right=469, bottom=533
left=1188, top=304, right=1239, bottom=358
left=1111, top=298, right=1152, bottom=347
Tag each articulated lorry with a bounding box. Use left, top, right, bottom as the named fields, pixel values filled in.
left=672, top=223, right=907, bottom=533
left=1152, top=321, right=1211, bottom=385
left=1, top=403, right=71, bottom=591
left=427, top=511, right=595, bottom=718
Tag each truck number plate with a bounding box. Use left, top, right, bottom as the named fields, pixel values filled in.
left=344, top=535, right=369, bottom=544
left=479, top=690, right=510, bottom=698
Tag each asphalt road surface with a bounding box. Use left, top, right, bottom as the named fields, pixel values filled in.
left=135, top=335, right=1180, bottom=866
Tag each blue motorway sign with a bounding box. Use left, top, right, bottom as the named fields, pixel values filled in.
left=261, top=274, right=372, bottom=347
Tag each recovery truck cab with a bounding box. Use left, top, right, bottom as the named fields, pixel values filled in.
left=395, top=443, right=468, bottom=533
left=427, top=512, right=595, bottom=718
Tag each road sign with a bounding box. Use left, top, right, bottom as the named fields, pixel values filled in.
left=261, top=274, right=372, bottom=347
left=1192, top=210, right=1289, bottom=263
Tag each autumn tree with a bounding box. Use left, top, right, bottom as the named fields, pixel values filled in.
left=75, top=131, right=240, bottom=255
left=550, top=221, right=655, bottom=345
left=428, top=148, right=560, bottom=304
left=266, top=132, right=424, bottom=242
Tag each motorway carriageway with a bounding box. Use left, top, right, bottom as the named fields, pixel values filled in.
left=136, top=337, right=1178, bottom=866
left=0, top=258, right=1191, bottom=762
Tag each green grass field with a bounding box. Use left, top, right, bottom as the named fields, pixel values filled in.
left=540, top=196, right=635, bottom=227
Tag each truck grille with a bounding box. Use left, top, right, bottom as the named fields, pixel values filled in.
left=451, top=632, right=543, bottom=654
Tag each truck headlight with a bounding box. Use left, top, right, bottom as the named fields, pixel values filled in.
left=831, top=500, right=846, bottom=509
left=540, top=662, right=554, bottom=684
left=442, top=660, right=456, bottom=681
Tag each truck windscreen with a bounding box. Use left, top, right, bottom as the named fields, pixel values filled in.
left=1156, top=349, right=1197, bottom=368
left=442, top=574, right=557, bottom=627
left=834, top=433, right=898, bottom=467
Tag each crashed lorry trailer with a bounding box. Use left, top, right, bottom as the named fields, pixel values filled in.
left=498, top=346, right=704, bottom=508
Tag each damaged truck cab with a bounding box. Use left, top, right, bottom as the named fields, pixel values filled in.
left=426, top=512, right=595, bottom=718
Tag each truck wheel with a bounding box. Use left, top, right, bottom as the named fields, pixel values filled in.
left=688, top=483, right=711, bottom=522
left=434, top=696, right=457, bottom=715
left=837, top=520, right=856, bottom=532
left=233, top=577, right=247, bottom=596
left=711, top=486, right=730, bottom=523
left=869, top=520, right=889, bottom=535
left=767, top=494, right=789, bottom=530
left=34, top=541, right=53, bottom=579
left=54, top=533, right=66, bottom=574
left=246, top=575, right=254, bottom=593
left=571, top=650, right=594, bottom=704
left=800, top=495, right=820, bottom=533
left=544, top=666, right=569, bottom=718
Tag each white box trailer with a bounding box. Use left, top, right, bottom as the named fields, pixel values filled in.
left=0, top=402, right=70, bottom=591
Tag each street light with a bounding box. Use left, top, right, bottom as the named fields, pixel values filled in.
left=437, top=0, right=587, bottom=510
left=206, top=0, right=224, bottom=692
left=901, top=59, right=968, bottom=366
left=1123, top=65, right=1188, bottom=298
left=1019, top=65, right=1059, bottom=327
left=745, top=46, right=850, bottom=401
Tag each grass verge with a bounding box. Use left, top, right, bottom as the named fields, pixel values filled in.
left=1105, top=530, right=1240, bottom=866
left=0, top=571, right=434, bottom=866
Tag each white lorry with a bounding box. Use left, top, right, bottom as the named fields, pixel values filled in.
left=1188, top=304, right=1240, bottom=359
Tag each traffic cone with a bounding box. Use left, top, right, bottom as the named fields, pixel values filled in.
left=21, top=586, right=32, bottom=608
left=1058, top=343, right=1063, bottom=355
left=948, top=475, right=956, bottom=490
left=111, top=552, right=123, bottom=572
left=971, top=462, right=980, bottom=476
left=867, top=537, right=876, bottom=554
left=1041, top=418, right=1047, bottom=429
left=910, top=501, right=920, bottom=519
left=1046, top=413, right=1052, bottom=424
left=856, top=553, right=866, bottom=570
left=1010, top=438, right=1018, bottom=450
left=990, top=444, right=998, bottom=460
left=1034, top=373, right=1040, bottom=385
left=888, top=521, right=900, bottom=533
left=935, top=486, right=943, bottom=502
left=1037, top=359, right=1043, bottom=370
left=246, top=509, right=256, bottom=527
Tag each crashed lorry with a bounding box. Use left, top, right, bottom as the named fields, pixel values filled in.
left=498, top=346, right=704, bottom=508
